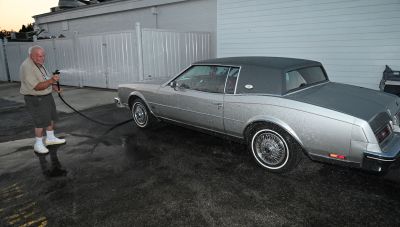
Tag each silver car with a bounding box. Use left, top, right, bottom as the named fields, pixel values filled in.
left=115, top=57, right=400, bottom=173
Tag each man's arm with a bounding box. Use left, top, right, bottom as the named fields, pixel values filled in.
left=34, top=78, right=56, bottom=91
left=34, top=74, right=60, bottom=91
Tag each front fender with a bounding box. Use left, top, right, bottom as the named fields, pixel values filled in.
left=128, top=91, right=156, bottom=116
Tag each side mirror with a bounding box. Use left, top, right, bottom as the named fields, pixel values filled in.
left=170, top=81, right=177, bottom=90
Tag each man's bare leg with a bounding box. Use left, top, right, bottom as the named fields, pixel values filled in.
left=35, top=128, right=44, bottom=138
left=45, top=121, right=65, bottom=145
left=34, top=127, right=48, bottom=153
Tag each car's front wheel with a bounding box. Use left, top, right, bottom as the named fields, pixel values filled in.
left=248, top=123, right=302, bottom=173
left=131, top=99, right=154, bottom=128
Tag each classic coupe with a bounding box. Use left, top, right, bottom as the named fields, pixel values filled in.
left=115, top=57, right=400, bottom=173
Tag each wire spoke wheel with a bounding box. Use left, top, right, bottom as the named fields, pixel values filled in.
left=132, top=101, right=149, bottom=127
left=253, top=131, right=287, bottom=166
left=248, top=124, right=299, bottom=172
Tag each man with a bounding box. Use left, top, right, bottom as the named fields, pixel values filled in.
left=20, top=45, right=66, bottom=154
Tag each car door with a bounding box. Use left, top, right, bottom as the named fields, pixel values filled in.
left=152, top=83, right=180, bottom=119
left=172, top=65, right=230, bottom=132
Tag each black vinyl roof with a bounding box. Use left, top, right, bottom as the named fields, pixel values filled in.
left=194, top=56, right=321, bottom=71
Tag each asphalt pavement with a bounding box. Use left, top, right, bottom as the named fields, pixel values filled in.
left=1, top=82, right=400, bottom=226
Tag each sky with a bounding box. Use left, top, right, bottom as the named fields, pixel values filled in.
left=0, top=0, right=58, bottom=31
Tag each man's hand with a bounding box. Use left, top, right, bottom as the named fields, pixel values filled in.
left=52, top=84, right=62, bottom=93
left=52, top=74, right=60, bottom=82
left=51, top=74, right=61, bottom=92
left=51, top=74, right=61, bottom=93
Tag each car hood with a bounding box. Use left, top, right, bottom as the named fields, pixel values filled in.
left=285, top=82, right=399, bottom=121
left=136, top=77, right=170, bottom=85
left=118, top=77, right=170, bottom=89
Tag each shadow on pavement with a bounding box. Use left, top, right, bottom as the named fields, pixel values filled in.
left=35, top=144, right=67, bottom=178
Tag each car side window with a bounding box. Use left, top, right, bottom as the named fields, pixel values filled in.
left=286, top=70, right=306, bottom=91
left=175, top=65, right=229, bottom=93
left=285, top=66, right=327, bottom=92
left=225, top=67, right=239, bottom=94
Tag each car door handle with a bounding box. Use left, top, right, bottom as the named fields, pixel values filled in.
left=213, top=103, right=223, bottom=109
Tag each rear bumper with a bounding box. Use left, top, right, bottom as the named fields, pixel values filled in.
left=362, top=132, right=400, bottom=172
left=362, top=153, right=400, bottom=172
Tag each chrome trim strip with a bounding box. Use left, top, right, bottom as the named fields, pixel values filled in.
left=223, top=66, right=241, bottom=95
left=168, top=64, right=242, bottom=95
left=365, top=156, right=396, bottom=162
left=159, top=106, right=222, bottom=119
left=283, top=81, right=330, bottom=96
left=162, top=64, right=193, bottom=87
left=384, top=80, right=400, bottom=86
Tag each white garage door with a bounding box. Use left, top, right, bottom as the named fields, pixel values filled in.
left=218, top=0, right=400, bottom=89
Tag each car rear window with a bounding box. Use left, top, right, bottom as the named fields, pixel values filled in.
left=285, top=66, right=327, bottom=93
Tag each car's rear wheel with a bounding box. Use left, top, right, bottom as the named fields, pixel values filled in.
left=248, top=123, right=302, bottom=173
left=131, top=99, right=154, bottom=128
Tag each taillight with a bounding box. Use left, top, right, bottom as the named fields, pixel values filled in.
left=376, top=125, right=391, bottom=143
left=329, top=153, right=346, bottom=159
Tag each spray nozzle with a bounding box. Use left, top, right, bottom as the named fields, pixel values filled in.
left=52, top=69, right=61, bottom=91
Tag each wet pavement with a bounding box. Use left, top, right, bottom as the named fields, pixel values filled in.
left=1, top=88, right=400, bottom=226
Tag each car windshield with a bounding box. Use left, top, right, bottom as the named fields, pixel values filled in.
left=285, top=66, right=327, bottom=93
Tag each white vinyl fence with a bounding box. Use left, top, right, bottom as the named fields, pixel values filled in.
left=5, top=42, right=32, bottom=82
left=142, top=28, right=211, bottom=81
left=0, top=24, right=211, bottom=89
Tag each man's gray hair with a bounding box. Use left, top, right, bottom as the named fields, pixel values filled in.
left=28, top=45, right=44, bottom=55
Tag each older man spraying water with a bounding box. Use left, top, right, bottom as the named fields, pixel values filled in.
left=20, top=45, right=66, bottom=154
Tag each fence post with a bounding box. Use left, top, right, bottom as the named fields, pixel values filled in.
left=2, top=38, right=11, bottom=82
left=102, top=35, right=109, bottom=88
left=136, top=22, right=144, bottom=81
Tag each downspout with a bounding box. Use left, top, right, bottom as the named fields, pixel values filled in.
left=151, top=6, right=158, bottom=29
left=2, top=38, right=11, bottom=82
left=136, top=22, right=144, bottom=81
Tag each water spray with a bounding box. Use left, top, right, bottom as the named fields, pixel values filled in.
left=57, top=69, right=86, bottom=74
